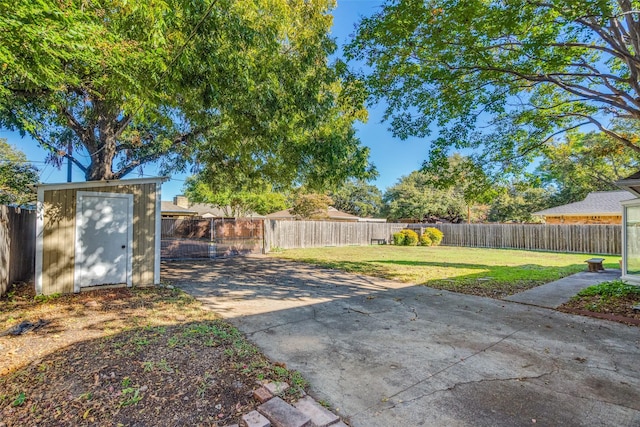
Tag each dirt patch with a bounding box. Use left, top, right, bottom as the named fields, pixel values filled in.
left=0, top=283, right=306, bottom=426
left=558, top=294, right=640, bottom=327
left=426, top=280, right=544, bottom=299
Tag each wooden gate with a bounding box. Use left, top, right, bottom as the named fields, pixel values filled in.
left=161, top=218, right=264, bottom=259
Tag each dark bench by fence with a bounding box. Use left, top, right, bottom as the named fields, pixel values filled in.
left=371, top=238, right=387, bottom=245
left=585, top=258, right=605, bottom=272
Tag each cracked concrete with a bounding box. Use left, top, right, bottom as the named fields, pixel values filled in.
left=163, top=256, right=640, bottom=427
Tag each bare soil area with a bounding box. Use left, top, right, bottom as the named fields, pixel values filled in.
left=0, top=283, right=306, bottom=427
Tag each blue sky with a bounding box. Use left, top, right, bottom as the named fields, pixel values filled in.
left=2, top=0, right=434, bottom=200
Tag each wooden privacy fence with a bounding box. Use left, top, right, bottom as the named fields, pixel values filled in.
left=263, top=220, right=621, bottom=255
left=0, top=205, right=36, bottom=296
left=417, top=223, right=622, bottom=255
left=264, top=220, right=407, bottom=251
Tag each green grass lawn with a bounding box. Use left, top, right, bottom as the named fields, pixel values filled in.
left=269, top=246, right=621, bottom=298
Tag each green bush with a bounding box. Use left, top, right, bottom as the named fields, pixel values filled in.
left=576, top=280, right=640, bottom=300
left=403, top=229, right=419, bottom=246
left=392, top=232, right=405, bottom=245
left=393, top=229, right=419, bottom=246
left=423, top=227, right=444, bottom=246
left=419, top=233, right=432, bottom=246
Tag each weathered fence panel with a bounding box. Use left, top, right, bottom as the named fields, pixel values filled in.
left=0, top=206, right=36, bottom=296
left=414, top=224, right=621, bottom=255
left=264, top=220, right=407, bottom=251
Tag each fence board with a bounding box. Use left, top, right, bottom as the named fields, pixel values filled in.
left=0, top=206, right=36, bottom=296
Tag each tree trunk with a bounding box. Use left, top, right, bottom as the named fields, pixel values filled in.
left=85, top=126, right=117, bottom=181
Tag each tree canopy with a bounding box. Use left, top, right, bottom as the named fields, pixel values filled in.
left=1, top=0, right=373, bottom=186
left=383, top=171, right=468, bottom=222
left=289, top=192, right=333, bottom=219
left=183, top=176, right=287, bottom=217
left=487, top=182, right=550, bottom=223
left=0, top=139, right=38, bottom=205
left=537, top=128, right=640, bottom=205
left=347, top=0, right=640, bottom=174
left=328, top=179, right=383, bottom=217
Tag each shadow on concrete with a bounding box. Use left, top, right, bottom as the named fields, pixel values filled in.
left=162, top=256, right=640, bottom=427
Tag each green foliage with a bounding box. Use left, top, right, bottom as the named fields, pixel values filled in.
left=487, top=182, right=551, bottom=223
left=423, top=228, right=444, bottom=246
left=328, top=179, right=384, bottom=218
left=393, top=229, right=419, bottom=246
left=289, top=193, right=333, bottom=220
left=392, top=232, right=405, bottom=246
left=184, top=176, right=287, bottom=217
left=1, top=0, right=373, bottom=186
left=12, top=392, right=26, bottom=407
left=537, top=128, right=640, bottom=206
left=0, top=139, right=38, bottom=206
left=383, top=170, right=467, bottom=223
left=419, top=233, right=432, bottom=247
left=576, top=281, right=640, bottom=300
left=347, top=1, right=640, bottom=180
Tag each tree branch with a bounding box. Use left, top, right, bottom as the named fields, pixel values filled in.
left=31, top=132, right=87, bottom=173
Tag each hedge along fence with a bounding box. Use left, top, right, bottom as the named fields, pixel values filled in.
left=264, top=220, right=408, bottom=251
left=411, top=223, right=622, bottom=255
left=0, top=205, right=37, bottom=296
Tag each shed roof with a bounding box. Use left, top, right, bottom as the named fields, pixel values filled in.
left=533, top=191, right=632, bottom=216
left=266, top=206, right=360, bottom=221
left=36, top=176, right=166, bottom=191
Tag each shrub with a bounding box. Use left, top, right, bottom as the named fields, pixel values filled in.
left=576, top=280, right=640, bottom=299
left=423, top=227, right=444, bottom=246
left=393, top=229, right=419, bottom=246
left=392, top=232, right=405, bottom=246
left=402, top=229, right=419, bottom=246
left=419, top=233, right=432, bottom=246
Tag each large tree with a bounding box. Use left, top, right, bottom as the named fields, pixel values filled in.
left=347, top=0, right=640, bottom=174
left=1, top=0, right=372, bottom=184
left=383, top=171, right=468, bottom=222
left=328, top=179, right=384, bottom=217
left=487, top=182, right=551, bottom=223
left=0, top=139, right=38, bottom=205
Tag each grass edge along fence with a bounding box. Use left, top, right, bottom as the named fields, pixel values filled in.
left=412, top=223, right=621, bottom=255
left=264, top=220, right=621, bottom=255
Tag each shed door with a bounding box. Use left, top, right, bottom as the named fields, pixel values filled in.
left=74, top=192, right=133, bottom=291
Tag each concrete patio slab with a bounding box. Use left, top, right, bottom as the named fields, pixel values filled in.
left=163, top=257, right=640, bottom=427
left=504, top=269, right=621, bottom=308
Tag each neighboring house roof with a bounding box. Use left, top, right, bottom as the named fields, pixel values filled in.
left=533, top=191, right=633, bottom=216
left=160, top=201, right=197, bottom=216
left=615, top=170, right=640, bottom=197
left=266, top=206, right=360, bottom=221
left=187, top=203, right=264, bottom=219
left=166, top=195, right=264, bottom=218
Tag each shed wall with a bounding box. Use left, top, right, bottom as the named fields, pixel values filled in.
left=41, top=183, right=157, bottom=294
